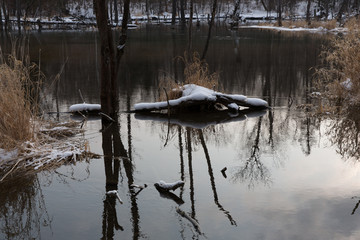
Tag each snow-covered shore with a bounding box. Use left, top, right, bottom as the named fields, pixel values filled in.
left=4, top=0, right=356, bottom=32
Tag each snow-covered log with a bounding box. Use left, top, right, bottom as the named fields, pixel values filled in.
left=69, top=103, right=101, bottom=114
left=133, top=84, right=268, bottom=112
left=154, top=180, right=184, bottom=191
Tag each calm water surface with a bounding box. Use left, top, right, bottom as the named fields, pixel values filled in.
left=1, top=25, right=360, bottom=240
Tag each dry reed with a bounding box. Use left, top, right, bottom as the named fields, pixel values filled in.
left=159, top=52, right=220, bottom=101
left=280, top=19, right=337, bottom=29
left=0, top=42, right=97, bottom=182
left=0, top=55, right=42, bottom=149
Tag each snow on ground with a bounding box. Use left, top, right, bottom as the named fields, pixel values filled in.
left=0, top=149, right=18, bottom=161
left=238, top=25, right=347, bottom=33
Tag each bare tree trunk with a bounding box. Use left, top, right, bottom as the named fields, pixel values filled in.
left=2, top=0, right=8, bottom=31
left=146, top=0, right=150, bottom=21
left=201, top=0, right=217, bottom=60
left=188, top=0, right=193, bottom=52
left=109, top=1, right=113, bottom=24
left=93, top=0, right=130, bottom=118
left=93, top=0, right=117, bottom=117
left=16, top=0, right=21, bottom=33
left=306, top=0, right=311, bottom=25
left=260, top=0, right=268, bottom=11
left=114, top=0, right=118, bottom=25
left=232, top=0, right=241, bottom=19
left=172, top=0, right=177, bottom=25
left=337, top=0, right=349, bottom=23
left=180, top=0, right=185, bottom=26
left=277, top=0, right=282, bottom=27
left=0, top=1, right=3, bottom=31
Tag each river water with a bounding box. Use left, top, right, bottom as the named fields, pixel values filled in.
left=1, top=25, right=360, bottom=240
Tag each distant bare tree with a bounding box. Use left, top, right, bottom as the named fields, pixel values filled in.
left=306, top=0, right=311, bottom=25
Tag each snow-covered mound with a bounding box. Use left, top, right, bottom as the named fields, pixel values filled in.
left=134, top=84, right=268, bottom=111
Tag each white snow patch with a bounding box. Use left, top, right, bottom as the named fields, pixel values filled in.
left=134, top=84, right=217, bottom=111
left=156, top=180, right=184, bottom=190
left=69, top=103, right=101, bottom=112
left=245, top=98, right=269, bottom=107
left=0, top=149, right=18, bottom=161
left=227, top=103, right=239, bottom=110
left=342, top=78, right=352, bottom=90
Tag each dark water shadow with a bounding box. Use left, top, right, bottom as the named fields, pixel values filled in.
left=135, top=109, right=267, bottom=129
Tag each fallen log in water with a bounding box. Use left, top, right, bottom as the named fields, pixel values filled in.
left=134, top=84, right=268, bottom=113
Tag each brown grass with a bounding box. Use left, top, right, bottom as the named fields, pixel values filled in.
left=281, top=19, right=337, bottom=30
left=314, top=16, right=360, bottom=113
left=0, top=43, right=97, bottom=182
left=0, top=53, right=44, bottom=149
left=159, top=52, right=220, bottom=101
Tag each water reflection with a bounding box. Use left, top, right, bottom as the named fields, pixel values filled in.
left=101, top=116, right=141, bottom=239
left=2, top=27, right=360, bottom=239
left=0, top=177, right=51, bottom=239
left=232, top=116, right=272, bottom=188
left=197, top=129, right=237, bottom=226
left=0, top=26, right=327, bottom=111
left=327, top=110, right=360, bottom=160
left=101, top=120, right=125, bottom=239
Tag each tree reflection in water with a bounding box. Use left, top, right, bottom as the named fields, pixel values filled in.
left=101, top=114, right=142, bottom=240
left=0, top=177, right=51, bottom=239
left=327, top=110, right=360, bottom=160
left=232, top=117, right=272, bottom=188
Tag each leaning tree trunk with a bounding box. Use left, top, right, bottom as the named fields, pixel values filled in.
left=232, top=0, right=241, bottom=20
left=188, top=0, right=193, bottom=52
left=201, top=0, right=217, bottom=60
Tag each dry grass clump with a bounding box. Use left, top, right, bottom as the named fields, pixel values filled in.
left=0, top=120, right=99, bottom=182
left=314, top=16, right=360, bottom=113
left=281, top=19, right=337, bottom=30
left=0, top=44, right=97, bottom=182
left=159, top=52, right=220, bottom=101
left=0, top=54, right=43, bottom=149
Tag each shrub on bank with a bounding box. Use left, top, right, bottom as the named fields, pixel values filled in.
left=314, top=17, right=360, bottom=113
